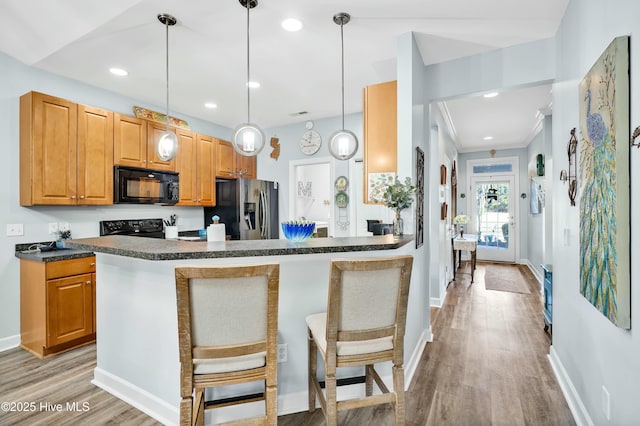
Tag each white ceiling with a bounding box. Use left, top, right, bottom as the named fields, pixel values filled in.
left=0, top=0, right=568, bottom=150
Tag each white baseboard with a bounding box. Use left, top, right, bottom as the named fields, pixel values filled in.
left=526, top=261, right=544, bottom=288
left=548, top=346, right=593, bottom=426
left=0, top=334, right=20, bottom=353
left=92, top=367, right=179, bottom=425
left=93, top=327, right=432, bottom=425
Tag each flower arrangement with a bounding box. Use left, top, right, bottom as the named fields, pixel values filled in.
left=382, top=177, right=417, bottom=215
left=453, top=214, right=470, bottom=225
left=382, top=177, right=416, bottom=236
left=453, top=214, right=470, bottom=237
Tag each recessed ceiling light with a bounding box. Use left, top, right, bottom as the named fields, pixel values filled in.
left=109, top=67, right=128, bottom=77
left=483, top=92, right=499, bottom=98
left=282, top=18, right=303, bottom=32
left=483, top=136, right=494, bottom=140
left=247, top=81, right=260, bottom=88
left=204, top=102, right=217, bottom=109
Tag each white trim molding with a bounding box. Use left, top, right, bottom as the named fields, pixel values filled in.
left=0, top=334, right=20, bottom=353
left=548, top=346, right=593, bottom=426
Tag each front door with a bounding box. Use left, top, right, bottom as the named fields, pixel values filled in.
left=470, top=176, right=516, bottom=262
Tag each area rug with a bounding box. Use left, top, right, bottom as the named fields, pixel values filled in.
left=484, top=264, right=531, bottom=294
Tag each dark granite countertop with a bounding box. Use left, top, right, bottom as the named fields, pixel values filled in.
left=64, top=234, right=414, bottom=261
left=15, top=241, right=95, bottom=262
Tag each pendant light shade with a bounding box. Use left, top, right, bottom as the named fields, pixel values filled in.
left=329, top=12, right=358, bottom=161
left=157, top=13, right=178, bottom=162
left=233, top=0, right=265, bottom=157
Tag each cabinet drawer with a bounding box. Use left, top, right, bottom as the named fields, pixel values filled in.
left=46, top=257, right=96, bottom=280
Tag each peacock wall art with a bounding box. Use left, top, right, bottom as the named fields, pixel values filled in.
left=578, top=36, right=630, bottom=329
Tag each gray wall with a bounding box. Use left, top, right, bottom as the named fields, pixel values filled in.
left=526, top=130, right=546, bottom=280
left=550, top=0, right=640, bottom=424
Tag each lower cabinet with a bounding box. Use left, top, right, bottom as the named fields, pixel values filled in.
left=20, top=256, right=96, bottom=358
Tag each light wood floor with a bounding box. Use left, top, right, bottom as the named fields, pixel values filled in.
left=0, top=262, right=574, bottom=425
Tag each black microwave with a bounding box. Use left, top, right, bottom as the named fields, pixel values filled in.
left=114, top=166, right=179, bottom=204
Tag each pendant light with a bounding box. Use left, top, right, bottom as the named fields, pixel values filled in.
left=328, top=13, right=358, bottom=161
left=233, top=0, right=265, bottom=157
left=156, top=13, right=178, bottom=162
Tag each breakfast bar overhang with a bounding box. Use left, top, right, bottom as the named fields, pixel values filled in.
left=66, top=235, right=429, bottom=425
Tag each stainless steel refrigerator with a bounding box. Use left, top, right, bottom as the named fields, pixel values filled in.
left=204, top=178, right=279, bottom=240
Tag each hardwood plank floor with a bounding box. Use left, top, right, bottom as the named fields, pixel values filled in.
left=0, top=262, right=574, bottom=425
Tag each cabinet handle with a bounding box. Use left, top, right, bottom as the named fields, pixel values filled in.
left=80, top=195, right=85, bottom=199
left=71, top=195, right=76, bottom=199
left=90, top=262, right=96, bottom=266
left=149, top=160, right=154, bottom=163
left=143, top=160, right=147, bottom=163
left=86, top=280, right=91, bottom=285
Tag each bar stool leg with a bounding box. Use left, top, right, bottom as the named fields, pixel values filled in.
left=307, top=329, right=317, bottom=413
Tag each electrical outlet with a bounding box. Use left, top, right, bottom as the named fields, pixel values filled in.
left=277, top=343, right=287, bottom=363
left=58, top=222, right=70, bottom=232
left=48, top=222, right=59, bottom=234
left=6, top=224, right=24, bottom=236
left=602, top=385, right=611, bottom=420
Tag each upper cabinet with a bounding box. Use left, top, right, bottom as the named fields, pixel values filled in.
left=176, top=131, right=215, bottom=206
left=237, top=153, right=257, bottom=179
left=216, top=139, right=257, bottom=178
left=363, top=80, right=397, bottom=204
left=114, top=116, right=176, bottom=171
left=146, top=121, right=177, bottom=171
left=114, top=114, right=147, bottom=168
left=20, top=91, right=113, bottom=206
left=216, top=139, right=236, bottom=177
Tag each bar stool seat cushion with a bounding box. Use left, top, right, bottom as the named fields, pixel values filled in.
left=306, top=313, right=393, bottom=356
left=193, top=352, right=266, bottom=375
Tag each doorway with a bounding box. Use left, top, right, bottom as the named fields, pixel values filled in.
left=467, top=158, right=518, bottom=263
left=289, top=157, right=335, bottom=236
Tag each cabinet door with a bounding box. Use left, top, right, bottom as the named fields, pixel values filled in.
left=237, top=154, right=256, bottom=179
left=77, top=105, right=113, bottom=205
left=27, top=92, right=78, bottom=205
left=147, top=121, right=177, bottom=171
left=114, top=114, right=147, bottom=168
left=363, top=80, right=397, bottom=204
left=176, top=129, right=197, bottom=206
left=197, top=134, right=216, bottom=206
left=47, top=273, right=93, bottom=347
left=216, top=139, right=236, bottom=177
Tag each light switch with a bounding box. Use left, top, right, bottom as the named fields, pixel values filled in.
left=6, top=224, right=24, bottom=236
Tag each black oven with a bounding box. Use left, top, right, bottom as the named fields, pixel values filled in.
left=114, top=166, right=179, bottom=204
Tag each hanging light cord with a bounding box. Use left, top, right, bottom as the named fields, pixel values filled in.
left=164, top=18, right=170, bottom=131
left=246, top=2, right=251, bottom=124
left=340, top=21, right=345, bottom=130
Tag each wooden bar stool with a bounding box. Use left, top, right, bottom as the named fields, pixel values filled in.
left=175, top=263, right=279, bottom=426
left=306, top=255, right=413, bottom=426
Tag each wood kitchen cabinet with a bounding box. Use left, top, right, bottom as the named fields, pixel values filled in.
left=363, top=80, right=397, bottom=204
left=176, top=131, right=215, bottom=206
left=20, top=256, right=96, bottom=358
left=216, top=139, right=236, bottom=177
left=237, top=153, right=257, bottom=178
left=216, top=139, right=257, bottom=178
left=114, top=115, right=176, bottom=171
left=20, top=91, right=113, bottom=206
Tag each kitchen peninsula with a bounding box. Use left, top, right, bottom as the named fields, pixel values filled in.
left=65, top=235, right=427, bottom=425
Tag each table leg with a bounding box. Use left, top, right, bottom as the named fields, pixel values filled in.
left=471, top=250, right=476, bottom=283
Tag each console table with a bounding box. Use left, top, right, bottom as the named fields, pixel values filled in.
left=452, top=234, right=477, bottom=283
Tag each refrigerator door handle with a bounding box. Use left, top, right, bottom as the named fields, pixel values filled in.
left=259, top=190, right=267, bottom=238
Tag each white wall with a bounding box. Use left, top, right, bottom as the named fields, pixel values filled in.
left=0, top=52, right=232, bottom=344
left=549, top=1, right=640, bottom=424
